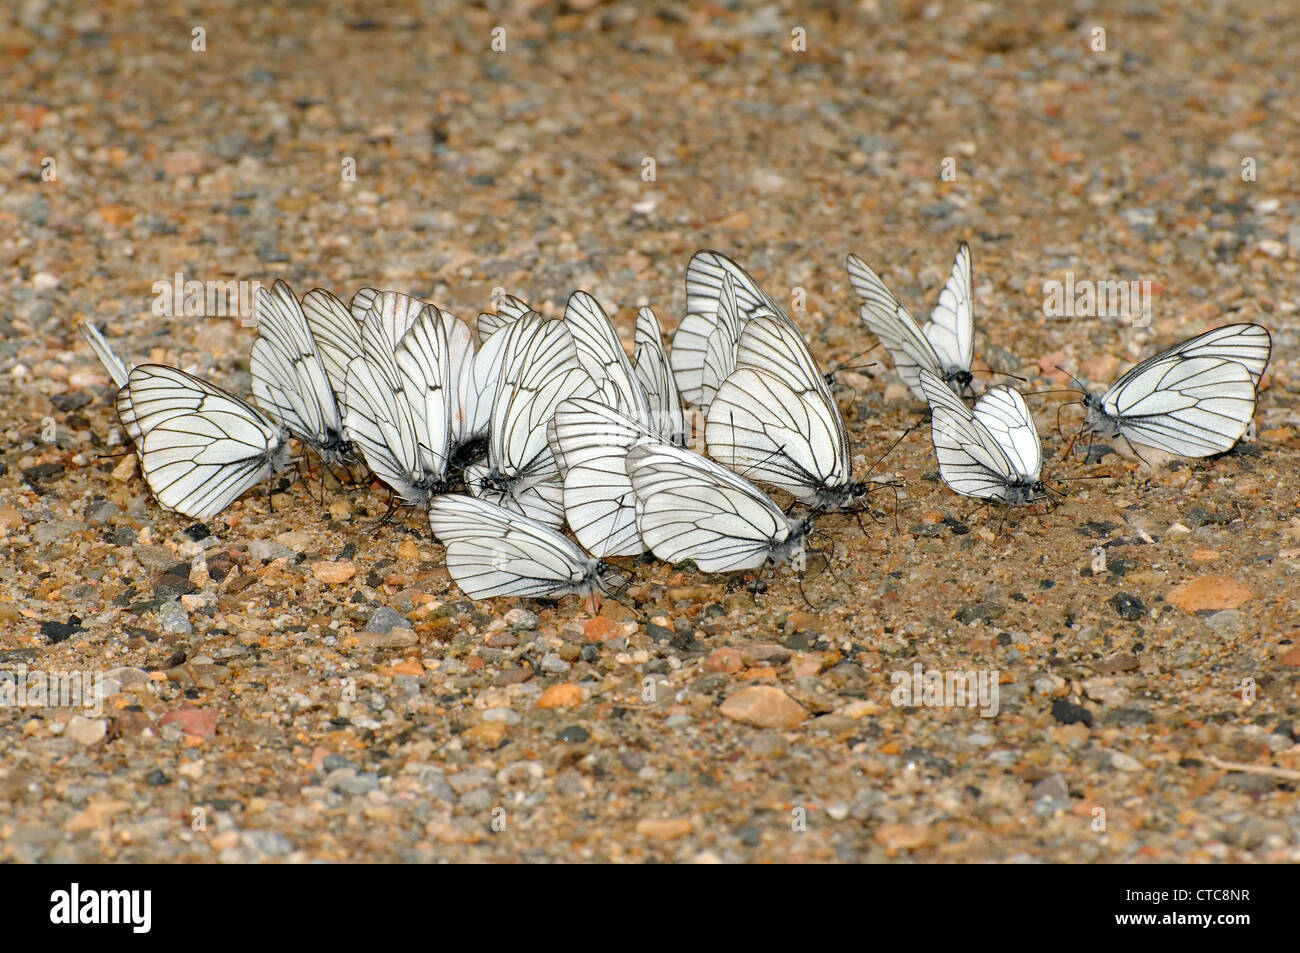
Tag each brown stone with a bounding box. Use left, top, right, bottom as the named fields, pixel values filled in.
left=1167, top=576, right=1253, bottom=612
left=704, top=647, right=744, bottom=674
left=538, top=683, right=582, bottom=708
left=635, top=817, right=694, bottom=840
left=160, top=707, right=217, bottom=738
left=583, top=617, right=619, bottom=642
left=311, top=560, right=357, bottom=584
left=718, top=686, right=807, bottom=729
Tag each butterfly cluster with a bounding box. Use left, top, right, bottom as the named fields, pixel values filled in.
left=848, top=244, right=1270, bottom=504
left=80, top=245, right=1271, bottom=605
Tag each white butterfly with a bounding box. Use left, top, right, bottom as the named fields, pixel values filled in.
left=633, top=306, right=687, bottom=446
left=116, top=364, right=294, bottom=519
left=552, top=397, right=660, bottom=558
left=919, top=368, right=1046, bottom=504
left=624, top=442, right=811, bottom=573
left=391, top=302, right=474, bottom=486
left=347, top=289, right=488, bottom=479
left=564, top=291, right=651, bottom=423
left=464, top=314, right=597, bottom=526
left=1077, top=324, right=1270, bottom=458
left=706, top=313, right=867, bottom=510
left=427, top=494, right=626, bottom=602
left=249, top=280, right=353, bottom=466
left=342, top=311, right=444, bottom=507
left=670, top=250, right=787, bottom=409
left=846, top=243, right=974, bottom=400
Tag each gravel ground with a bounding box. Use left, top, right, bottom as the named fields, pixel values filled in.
left=2, top=1, right=1298, bottom=863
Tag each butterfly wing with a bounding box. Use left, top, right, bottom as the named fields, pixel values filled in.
left=121, top=365, right=291, bottom=519
left=1134, top=323, right=1271, bottom=388
left=427, top=494, right=603, bottom=600
left=360, top=290, right=428, bottom=349
left=249, top=280, right=345, bottom=461
left=672, top=250, right=786, bottom=408
left=490, top=315, right=596, bottom=483
left=971, top=385, right=1041, bottom=482
left=563, top=290, right=650, bottom=421
left=706, top=367, right=849, bottom=504
left=476, top=293, right=532, bottom=342
left=685, top=249, right=789, bottom=324
left=624, top=442, right=797, bottom=572
left=633, top=306, right=687, bottom=446
left=920, top=369, right=1024, bottom=501
left=846, top=253, right=946, bottom=400
left=302, top=288, right=363, bottom=405
left=1101, top=355, right=1258, bottom=457
left=79, top=322, right=131, bottom=389
left=342, top=314, right=427, bottom=505
left=553, top=397, right=659, bottom=557
left=393, top=306, right=458, bottom=483
left=923, top=242, right=974, bottom=376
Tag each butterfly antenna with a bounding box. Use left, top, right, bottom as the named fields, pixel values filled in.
left=971, top=365, right=1026, bottom=384
left=1054, top=401, right=1071, bottom=447
left=866, top=421, right=921, bottom=477
left=1053, top=364, right=1091, bottom=393
left=825, top=344, right=883, bottom=379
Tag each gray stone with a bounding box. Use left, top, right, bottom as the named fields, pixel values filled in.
left=157, top=601, right=192, bottom=635
left=367, top=606, right=409, bottom=634
left=86, top=500, right=122, bottom=524
left=539, top=653, right=570, bottom=674
left=392, top=674, right=421, bottom=697
left=133, top=544, right=178, bottom=571
left=104, top=667, right=151, bottom=692
left=504, top=608, right=539, bottom=630
left=1109, top=751, right=1143, bottom=772
left=65, top=716, right=107, bottom=745
left=448, top=767, right=494, bottom=793
left=1205, top=609, right=1243, bottom=632
left=33, top=520, right=83, bottom=546
left=248, top=539, right=295, bottom=562
left=326, top=768, right=380, bottom=796
left=239, top=829, right=295, bottom=858
left=458, top=788, right=493, bottom=812
left=418, top=768, right=457, bottom=802
left=1030, top=773, right=1069, bottom=803
left=983, top=345, right=1020, bottom=375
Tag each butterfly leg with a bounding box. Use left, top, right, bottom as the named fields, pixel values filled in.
left=1121, top=433, right=1153, bottom=469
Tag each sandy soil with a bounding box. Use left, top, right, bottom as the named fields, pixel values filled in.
left=1, top=0, right=1297, bottom=862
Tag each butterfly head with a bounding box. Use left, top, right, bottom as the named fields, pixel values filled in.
left=946, top=368, right=975, bottom=400
left=812, top=479, right=874, bottom=513
left=1003, top=477, right=1049, bottom=505
left=472, top=467, right=512, bottom=494
left=317, top=428, right=356, bottom=468
left=1078, top=390, right=1119, bottom=438
left=770, top=516, right=815, bottom=569
left=590, top=560, right=630, bottom=598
